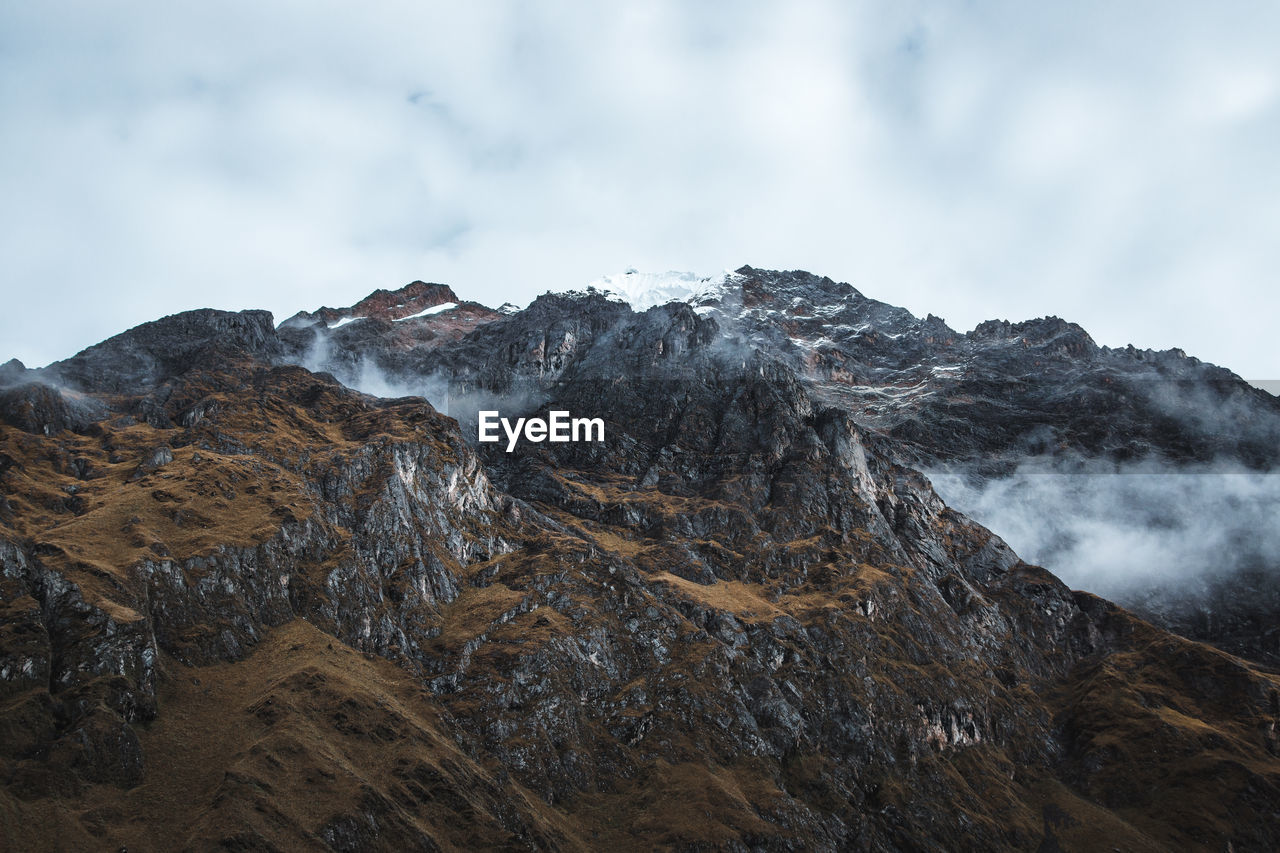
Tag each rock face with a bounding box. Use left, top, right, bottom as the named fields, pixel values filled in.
left=693, top=267, right=1279, bottom=470
left=0, top=358, right=26, bottom=386
left=397, top=268, right=1280, bottom=664
left=1, top=274, right=1279, bottom=851
left=276, top=281, right=503, bottom=399
left=673, top=267, right=1280, bottom=664
left=48, top=308, right=282, bottom=394
left=281, top=280, right=460, bottom=328
left=0, top=383, right=108, bottom=436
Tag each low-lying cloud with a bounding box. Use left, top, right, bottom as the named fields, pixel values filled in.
left=296, top=327, right=448, bottom=411
left=928, top=458, right=1280, bottom=602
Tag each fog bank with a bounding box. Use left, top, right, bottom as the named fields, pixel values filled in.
left=928, top=458, right=1280, bottom=601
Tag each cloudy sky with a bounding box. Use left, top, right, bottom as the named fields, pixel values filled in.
left=2, top=1, right=1278, bottom=379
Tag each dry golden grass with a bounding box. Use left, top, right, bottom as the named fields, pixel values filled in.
left=0, top=619, right=587, bottom=852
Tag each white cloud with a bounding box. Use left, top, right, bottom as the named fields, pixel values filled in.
left=1, top=1, right=1278, bottom=381
left=929, top=460, right=1280, bottom=600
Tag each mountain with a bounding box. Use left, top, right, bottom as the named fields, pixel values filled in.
left=2, top=269, right=1279, bottom=851
left=273, top=266, right=1280, bottom=664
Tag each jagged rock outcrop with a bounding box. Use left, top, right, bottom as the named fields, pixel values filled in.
left=280, top=280, right=460, bottom=328
left=276, top=281, right=503, bottom=395
left=513, top=268, right=1280, bottom=664
left=0, top=358, right=26, bottom=386
left=695, top=266, right=1280, bottom=470
left=0, top=383, right=107, bottom=436
left=47, top=308, right=282, bottom=394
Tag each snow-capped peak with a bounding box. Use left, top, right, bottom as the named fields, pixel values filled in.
left=586, top=270, right=730, bottom=311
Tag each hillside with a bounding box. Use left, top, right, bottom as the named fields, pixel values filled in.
left=2, top=271, right=1279, bottom=850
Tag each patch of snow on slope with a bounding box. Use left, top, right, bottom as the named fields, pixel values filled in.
left=789, top=335, right=833, bottom=350
left=587, top=270, right=729, bottom=310
left=396, top=302, right=458, bottom=321
left=328, top=316, right=365, bottom=329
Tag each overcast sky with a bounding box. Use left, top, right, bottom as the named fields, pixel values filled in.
left=2, top=1, right=1277, bottom=379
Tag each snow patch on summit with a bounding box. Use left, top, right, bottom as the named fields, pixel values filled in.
left=396, top=302, right=457, bottom=321
left=587, top=269, right=733, bottom=311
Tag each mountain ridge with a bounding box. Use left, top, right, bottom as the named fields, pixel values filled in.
left=2, top=268, right=1279, bottom=850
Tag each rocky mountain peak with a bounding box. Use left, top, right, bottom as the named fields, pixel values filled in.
left=969, top=315, right=1098, bottom=353
left=0, top=358, right=26, bottom=386
left=346, top=280, right=458, bottom=321
left=48, top=308, right=281, bottom=393
left=737, top=267, right=853, bottom=306
left=280, top=280, right=461, bottom=329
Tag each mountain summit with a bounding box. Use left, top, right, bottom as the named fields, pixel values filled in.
left=2, top=269, right=1279, bottom=851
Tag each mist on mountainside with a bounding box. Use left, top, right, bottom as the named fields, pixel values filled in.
left=928, top=458, right=1280, bottom=602
left=297, top=325, right=448, bottom=411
